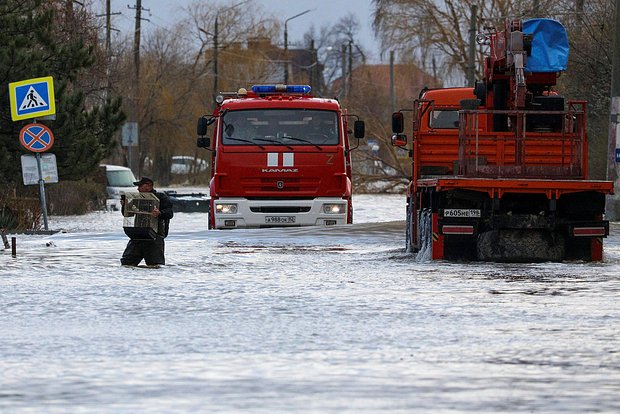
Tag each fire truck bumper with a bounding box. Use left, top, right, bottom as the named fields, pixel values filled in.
left=212, top=197, right=348, bottom=229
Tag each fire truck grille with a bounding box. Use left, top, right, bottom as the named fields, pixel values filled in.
left=250, top=206, right=312, bottom=213
left=240, top=177, right=321, bottom=193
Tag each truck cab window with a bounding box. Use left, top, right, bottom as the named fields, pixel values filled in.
left=430, top=110, right=459, bottom=129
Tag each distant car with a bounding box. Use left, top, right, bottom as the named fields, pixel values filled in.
left=164, top=190, right=210, bottom=213
left=101, top=164, right=136, bottom=210
left=170, top=156, right=208, bottom=175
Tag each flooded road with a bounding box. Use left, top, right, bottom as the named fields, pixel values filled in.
left=1, top=194, right=619, bottom=413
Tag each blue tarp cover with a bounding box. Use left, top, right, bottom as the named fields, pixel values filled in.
left=523, top=18, right=569, bottom=73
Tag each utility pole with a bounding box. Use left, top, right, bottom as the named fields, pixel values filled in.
left=341, top=44, right=347, bottom=100
left=65, top=0, right=74, bottom=17
left=575, top=0, right=585, bottom=36
left=283, top=19, right=288, bottom=84
left=96, top=2, right=120, bottom=96
left=310, top=39, right=318, bottom=93
left=284, top=9, right=313, bottom=84
left=127, top=0, right=149, bottom=176
left=606, top=0, right=620, bottom=220
left=106, top=0, right=111, bottom=92
left=390, top=51, right=395, bottom=114
left=213, top=15, right=219, bottom=96
left=211, top=1, right=249, bottom=97
left=130, top=0, right=142, bottom=176
left=467, top=4, right=477, bottom=87
left=133, top=0, right=142, bottom=110
left=348, top=41, right=353, bottom=96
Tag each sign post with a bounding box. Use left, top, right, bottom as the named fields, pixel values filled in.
left=36, top=153, right=49, bottom=230
left=20, top=153, right=59, bottom=185
left=18, top=123, right=55, bottom=231
left=9, top=76, right=57, bottom=231
left=122, top=122, right=139, bottom=175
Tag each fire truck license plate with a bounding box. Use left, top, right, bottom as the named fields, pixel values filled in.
left=265, top=216, right=296, bottom=224
left=443, top=209, right=481, bottom=218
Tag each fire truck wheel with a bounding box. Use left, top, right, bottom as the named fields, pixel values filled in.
left=477, top=229, right=565, bottom=262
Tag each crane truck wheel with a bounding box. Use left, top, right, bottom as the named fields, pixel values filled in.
left=405, top=197, right=414, bottom=253
left=477, top=229, right=565, bottom=262
left=415, top=208, right=433, bottom=261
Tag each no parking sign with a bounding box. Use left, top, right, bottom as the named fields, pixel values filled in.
left=19, top=123, right=54, bottom=152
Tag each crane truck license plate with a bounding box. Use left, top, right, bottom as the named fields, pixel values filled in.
left=443, top=209, right=481, bottom=218
left=265, top=216, right=295, bottom=224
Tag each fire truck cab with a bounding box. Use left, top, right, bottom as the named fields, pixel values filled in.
left=197, top=84, right=365, bottom=229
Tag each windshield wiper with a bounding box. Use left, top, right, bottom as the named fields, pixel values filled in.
left=225, top=137, right=265, bottom=149
left=282, top=135, right=323, bottom=150
left=254, top=137, right=294, bottom=150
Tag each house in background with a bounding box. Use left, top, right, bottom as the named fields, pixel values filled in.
left=215, top=37, right=324, bottom=92
left=330, top=62, right=441, bottom=178
left=331, top=62, right=441, bottom=110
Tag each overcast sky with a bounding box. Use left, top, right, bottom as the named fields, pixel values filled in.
left=104, top=0, right=382, bottom=62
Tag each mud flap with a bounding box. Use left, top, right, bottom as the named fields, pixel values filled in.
left=431, top=212, right=444, bottom=260
left=415, top=209, right=446, bottom=260
left=591, top=237, right=603, bottom=261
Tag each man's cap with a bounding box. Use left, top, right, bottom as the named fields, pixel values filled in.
left=133, top=176, right=154, bottom=186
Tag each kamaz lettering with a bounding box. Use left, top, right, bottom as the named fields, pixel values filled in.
left=261, top=168, right=299, bottom=173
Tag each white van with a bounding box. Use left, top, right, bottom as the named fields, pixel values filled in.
left=101, top=164, right=136, bottom=210
left=170, top=156, right=208, bottom=174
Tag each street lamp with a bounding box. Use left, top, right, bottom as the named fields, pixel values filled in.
left=284, top=9, right=312, bottom=84
left=212, top=0, right=249, bottom=96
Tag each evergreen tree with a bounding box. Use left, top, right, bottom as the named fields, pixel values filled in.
left=0, top=0, right=125, bottom=187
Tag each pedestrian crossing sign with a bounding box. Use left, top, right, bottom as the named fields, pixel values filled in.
left=8, top=76, right=56, bottom=121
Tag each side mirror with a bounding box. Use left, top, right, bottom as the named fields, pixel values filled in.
left=353, top=120, right=365, bottom=139
left=392, top=112, right=404, bottom=133
left=391, top=133, right=407, bottom=147
left=197, top=137, right=211, bottom=148
left=197, top=116, right=215, bottom=136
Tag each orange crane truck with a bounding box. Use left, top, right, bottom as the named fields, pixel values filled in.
left=391, top=18, right=613, bottom=261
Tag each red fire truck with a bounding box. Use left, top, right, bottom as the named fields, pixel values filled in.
left=197, top=84, right=365, bottom=229
left=391, top=18, right=613, bottom=261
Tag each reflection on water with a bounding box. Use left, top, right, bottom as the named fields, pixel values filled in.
left=1, top=194, right=619, bottom=413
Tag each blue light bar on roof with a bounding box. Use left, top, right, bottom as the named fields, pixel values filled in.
left=251, top=85, right=311, bottom=94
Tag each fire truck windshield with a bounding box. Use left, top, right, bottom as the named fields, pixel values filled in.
left=221, top=109, right=339, bottom=147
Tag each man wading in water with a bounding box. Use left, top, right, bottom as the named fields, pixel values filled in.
left=120, top=177, right=173, bottom=266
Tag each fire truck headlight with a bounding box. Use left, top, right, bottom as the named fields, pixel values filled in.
left=216, top=203, right=238, bottom=214
left=323, top=203, right=345, bottom=214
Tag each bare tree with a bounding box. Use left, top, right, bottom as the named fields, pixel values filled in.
left=372, top=0, right=562, bottom=85
left=372, top=0, right=614, bottom=179
left=184, top=0, right=280, bottom=94
left=302, top=13, right=367, bottom=96
left=558, top=0, right=615, bottom=178
left=137, top=25, right=203, bottom=184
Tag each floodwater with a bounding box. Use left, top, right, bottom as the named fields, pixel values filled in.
left=1, top=193, right=619, bottom=413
